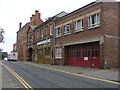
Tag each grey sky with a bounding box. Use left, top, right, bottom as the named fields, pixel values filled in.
left=0, top=0, right=119, bottom=52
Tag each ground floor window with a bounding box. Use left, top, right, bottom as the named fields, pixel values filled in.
left=45, top=47, right=50, bottom=59
left=91, top=42, right=100, bottom=57
left=55, top=47, right=62, bottom=58
left=65, top=45, right=80, bottom=57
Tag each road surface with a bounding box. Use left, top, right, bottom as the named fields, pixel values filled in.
left=1, top=61, right=119, bottom=89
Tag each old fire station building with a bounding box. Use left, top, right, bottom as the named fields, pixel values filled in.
left=17, top=10, right=43, bottom=61
left=17, top=1, right=119, bottom=69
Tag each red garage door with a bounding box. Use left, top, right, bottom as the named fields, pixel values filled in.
left=91, top=42, right=100, bottom=68
left=65, top=42, right=100, bottom=68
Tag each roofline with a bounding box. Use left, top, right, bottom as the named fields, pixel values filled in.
left=35, top=19, right=52, bottom=29
left=35, top=1, right=97, bottom=30
left=35, top=11, right=68, bottom=29
left=54, top=1, right=100, bottom=22
left=31, top=0, right=119, bottom=30
left=55, top=0, right=118, bottom=22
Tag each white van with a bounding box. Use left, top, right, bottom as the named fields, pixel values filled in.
left=8, top=52, right=18, bottom=61
left=4, top=57, right=8, bottom=61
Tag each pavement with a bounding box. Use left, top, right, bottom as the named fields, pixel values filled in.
left=0, top=60, right=23, bottom=89
left=0, top=61, right=2, bottom=89
left=24, top=61, right=119, bottom=82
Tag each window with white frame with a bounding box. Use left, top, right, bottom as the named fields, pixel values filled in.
left=50, top=24, right=53, bottom=35
left=55, top=47, right=62, bottom=58
left=41, top=29, right=43, bottom=37
left=88, top=13, right=100, bottom=29
left=64, top=24, right=71, bottom=35
left=45, top=26, right=48, bottom=35
left=74, top=19, right=84, bottom=32
left=37, top=30, right=39, bottom=39
left=55, top=27, right=62, bottom=37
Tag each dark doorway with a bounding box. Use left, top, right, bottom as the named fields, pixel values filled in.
left=28, top=47, right=32, bottom=61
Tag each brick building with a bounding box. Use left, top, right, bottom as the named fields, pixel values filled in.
left=35, top=20, right=53, bottom=64
left=118, top=2, right=120, bottom=68
left=17, top=10, right=43, bottom=61
left=16, top=0, right=119, bottom=69
left=35, top=11, right=67, bottom=64
left=54, top=1, right=119, bottom=68
left=13, top=43, right=17, bottom=52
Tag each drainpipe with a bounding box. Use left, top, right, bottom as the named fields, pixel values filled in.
left=51, top=19, right=56, bottom=65
left=100, top=36, right=105, bottom=69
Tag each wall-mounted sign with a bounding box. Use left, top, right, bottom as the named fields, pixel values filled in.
left=37, top=39, right=51, bottom=45
left=84, top=57, right=88, bottom=61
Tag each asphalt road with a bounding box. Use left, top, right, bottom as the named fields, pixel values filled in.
left=2, top=61, right=119, bottom=89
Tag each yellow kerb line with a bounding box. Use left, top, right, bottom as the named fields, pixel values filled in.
left=31, top=63, right=120, bottom=85
left=0, top=62, right=33, bottom=90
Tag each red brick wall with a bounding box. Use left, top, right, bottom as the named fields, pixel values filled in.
left=102, top=2, right=118, bottom=68
left=17, top=10, right=43, bottom=61
left=54, top=2, right=119, bottom=68
left=21, top=24, right=29, bottom=61
left=54, top=2, right=103, bottom=65
left=55, top=3, right=103, bottom=44
left=117, top=2, right=120, bottom=68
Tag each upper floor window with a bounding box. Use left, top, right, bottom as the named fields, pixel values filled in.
left=37, top=30, right=39, bottom=39
left=64, top=24, right=71, bottom=35
left=74, top=19, right=84, bottom=32
left=55, top=27, right=62, bottom=37
left=41, top=29, right=43, bottom=37
left=88, top=13, right=100, bottom=29
left=28, top=32, right=33, bottom=44
left=45, top=26, right=48, bottom=35
left=50, top=24, right=53, bottom=35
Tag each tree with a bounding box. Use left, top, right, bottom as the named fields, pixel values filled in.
left=0, top=27, right=4, bottom=43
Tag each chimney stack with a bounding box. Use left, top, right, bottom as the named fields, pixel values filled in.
left=35, top=10, right=41, bottom=25
left=30, top=10, right=43, bottom=25
left=19, top=22, right=22, bottom=30
left=35, top=10, right=41, bottom=18
left=30, top=17, right=32, bottom=22
left=31, top=14, right=35, bottom=25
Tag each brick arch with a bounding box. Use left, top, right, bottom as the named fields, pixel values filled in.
left=27, top=47, right=33, bottom=61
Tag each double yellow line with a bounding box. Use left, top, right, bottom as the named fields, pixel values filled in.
left=0, top=62, right=33, bottom=90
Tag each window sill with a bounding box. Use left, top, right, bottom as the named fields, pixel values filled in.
left=74, top=29, right=84, bottom=33
left=55, top=57, right=62, bottom=59
left=88, top=24, right=100, bottom=30
left=55, top=35, right=62, bottom=38
left=64, top=32, right=71, bottom=36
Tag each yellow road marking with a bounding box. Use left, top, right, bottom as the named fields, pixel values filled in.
left=28, top=62, right=120, bottom=85
left=0, top=62, right=33, bottom=90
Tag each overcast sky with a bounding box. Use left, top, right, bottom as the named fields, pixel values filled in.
left=0, top=0, right=119, bottom=52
